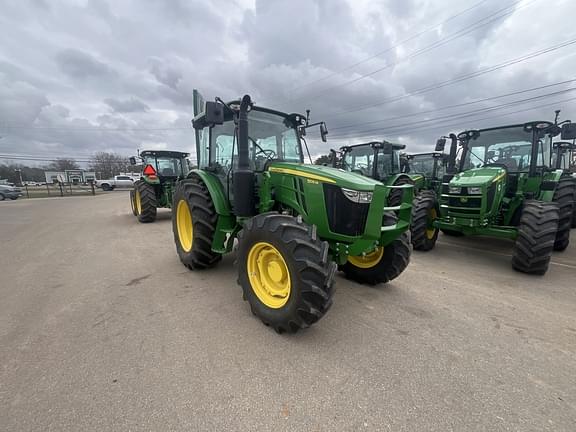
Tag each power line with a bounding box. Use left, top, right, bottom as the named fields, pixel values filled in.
left=288, top=0, right=490, bottom=93
left=1, top=125, right=190, bottom=132
left=329, top=78, right=576, bottom=131
left=330, top=86, right=576, bottom=138
left=334, top=95, right=576, bottom=141
left=323, top=37, right=576, bottom=119
left=285, top=0, right=533, bottom=104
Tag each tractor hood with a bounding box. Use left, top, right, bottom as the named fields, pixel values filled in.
left=268, top=162, right=381, bottom=190
left=450, top=166, right=506, bottom=187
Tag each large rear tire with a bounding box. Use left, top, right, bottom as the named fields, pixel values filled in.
left=411, top=191, right=439, bottom=251
left=553, top=177, right=575, bottom=250
left=511, top=201, right=559, bottom=275
left=237, top=213, right=336, bottom=334
left=134, top=180, right=157, bottom=223
left=172, top=176, right=222, bottom=270
left=341, top=213, right=411, bottom=285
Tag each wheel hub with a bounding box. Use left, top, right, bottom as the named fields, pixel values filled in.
left=176, top=200, right=193, bottom=252
left=247, top=242, right=291, bottom=308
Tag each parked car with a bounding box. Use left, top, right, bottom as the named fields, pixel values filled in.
left=94, top=175, right=135, bottom=191
left=0, top=184, right=23, bottom=200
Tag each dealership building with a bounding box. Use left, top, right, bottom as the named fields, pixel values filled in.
left=44, top=170, right=96, bottom=184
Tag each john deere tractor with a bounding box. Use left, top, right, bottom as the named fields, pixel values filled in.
left=171, top=91, right=413, bottom=333
left=433, top=120, right=576, bottom=275
left=335, top=141, right=439, bottom=251
left=551, top=135, right=576, bottom=228
left=129, top=150, right=190, bottom=223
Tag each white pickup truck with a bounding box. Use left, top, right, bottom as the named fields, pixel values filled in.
left=94, top=175, right=136, bottom=191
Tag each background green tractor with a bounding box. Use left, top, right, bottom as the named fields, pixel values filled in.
left=434, top=120, right=576, bottom=275
left=129, top=150, right=190, bottom=223
left=336, top=140, right=440, bottom=251
left=171, top=91, right=413, bottom=333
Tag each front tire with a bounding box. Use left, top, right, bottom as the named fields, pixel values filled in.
left=341, top=213, right=411, bottom=285
left=172, top=176, right=221, bottom=270
left=237, top=213, right=336, bottom=334
left=511, top=201, right=559, bottom=275
left=411, top=191, right=439, bottom=251
left=134, top=181, right=157, bottom=223
left=553, top=177, right=575, bottom=251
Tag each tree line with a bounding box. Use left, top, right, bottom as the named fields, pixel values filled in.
left=0, top=152, right=134, bottom=184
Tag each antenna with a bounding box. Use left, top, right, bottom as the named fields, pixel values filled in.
left=554, top=109, right=561, bottom=124
left=305, top=109, right=310, bottom=126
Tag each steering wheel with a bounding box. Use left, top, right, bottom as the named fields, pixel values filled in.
left=249, top=137, right=277, bottom=160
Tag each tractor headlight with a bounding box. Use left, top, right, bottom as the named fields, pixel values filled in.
left=468, top=187, right=482, bottom=194
left=449, top=186, right=461, bottom=194
left=342, top=188, right=373, bottom=203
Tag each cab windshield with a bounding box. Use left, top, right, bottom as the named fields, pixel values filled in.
left=205, top=109, right=303, bottom=171
left=342, top=146, right=401, bottom=179
left=461, top=126, right=551, bottom=172
left=409, top=154, right=436, bottom=177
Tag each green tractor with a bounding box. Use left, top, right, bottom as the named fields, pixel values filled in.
left=335, top=141, right=441, bottom=251
left=552, top=140, right=576, bottom=228
left=551, top=111, right=576, bottom=228
left=433, top=120, right=576, bottom=275
left=129, top=150, right=190, bottom=223
left=171, top=91, right=414, bottom=333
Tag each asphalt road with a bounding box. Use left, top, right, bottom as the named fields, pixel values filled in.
left=1, top=193, right=575, bottom=431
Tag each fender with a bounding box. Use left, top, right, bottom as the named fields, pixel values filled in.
left=538, top=169, right=564, bottom=202
left=188, top=169, right=231, bottom=216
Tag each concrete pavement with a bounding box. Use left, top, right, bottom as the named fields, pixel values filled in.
left=1, top=193, right=575, bottom=431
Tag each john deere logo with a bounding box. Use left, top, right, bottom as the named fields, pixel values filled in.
left=460, top=197, right=468, bottom=203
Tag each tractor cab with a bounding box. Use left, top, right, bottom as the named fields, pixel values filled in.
left=406, top=152, right=446, bottom=189
left=134, top=150, right=190, bottom=181
left=552, top=141, right=576, bottom=172
left=338, top=141, right=404, bottom=181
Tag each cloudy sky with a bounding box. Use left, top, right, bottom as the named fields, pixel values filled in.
left=1, top=0, right=576, bottom=166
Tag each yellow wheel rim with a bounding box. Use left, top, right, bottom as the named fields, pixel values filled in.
left=426, top=208, right=438, bottom=240
left=134, top=190, right=142, bottom=215
left=347, top=247, right=384, bottom=269
left=247, top=242, right=291, bottom=309
left=176, top=200, right=193, bottom=252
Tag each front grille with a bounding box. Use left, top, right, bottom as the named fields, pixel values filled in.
left=323, top=184, right=369, bottom=236
left=447, top=196, right=481, bottom=208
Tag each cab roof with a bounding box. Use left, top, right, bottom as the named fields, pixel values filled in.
left=140, top=150, right=189, bottom=158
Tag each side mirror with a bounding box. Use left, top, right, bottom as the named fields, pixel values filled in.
left=320, top=122, right=328, bottom=143
left=204, top=101, right=224, bottom=125
left=435, top=138, right=446, bottom=152
left=561, top=123, right=576, bottom=140
left=129, top=156, right=137, bottom=165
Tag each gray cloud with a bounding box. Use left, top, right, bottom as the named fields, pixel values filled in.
left=55, top=49, right=116, bottom=80
left=0, top=0, right=575, bottom=165
left=104, top=97, right=150, bottom=113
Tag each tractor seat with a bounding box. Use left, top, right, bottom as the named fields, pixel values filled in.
left=161, top=168, right=175, bottom=176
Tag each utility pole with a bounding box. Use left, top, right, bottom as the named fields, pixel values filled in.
left=14, top=169, right=23, bottom=186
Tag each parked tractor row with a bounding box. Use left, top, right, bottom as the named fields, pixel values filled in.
left=126, top=91, right=576, bottom=334
left=332, top=115, right=576, bottom=276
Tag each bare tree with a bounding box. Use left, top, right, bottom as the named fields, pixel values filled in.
left=47, top=158, right=80, bottom=171
left=89, top=152, right=130, bottom=179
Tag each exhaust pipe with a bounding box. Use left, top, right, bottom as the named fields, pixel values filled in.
left=233, top=95, right=256, bottom=217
